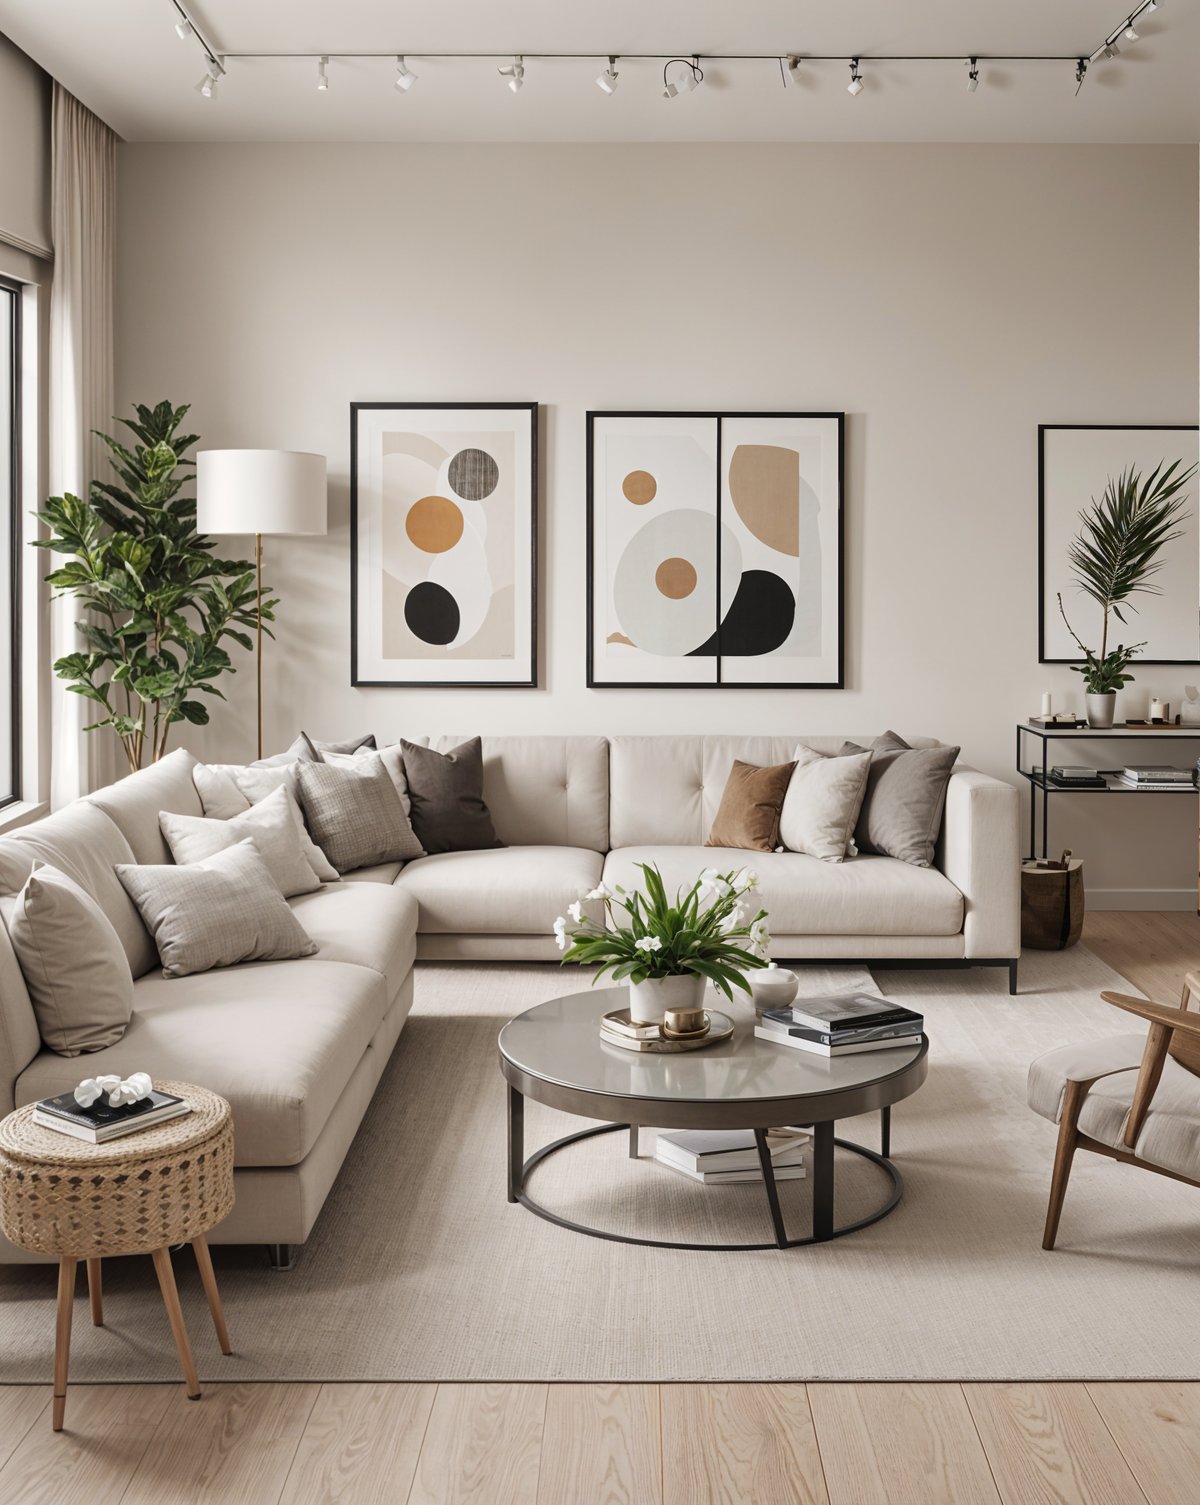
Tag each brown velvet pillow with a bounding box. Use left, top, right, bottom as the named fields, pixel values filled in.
left=399, top=738, right=505, bottom=855
left=706, top=759, right=796, bottom=853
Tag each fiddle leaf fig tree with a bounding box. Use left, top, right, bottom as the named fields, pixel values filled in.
left=34, top=401, right=275, bottom=773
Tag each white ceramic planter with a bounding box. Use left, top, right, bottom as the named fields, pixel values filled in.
left=1086, top=692, right=1117, bottom=729
left=628, top=973, right=706, bottom=1025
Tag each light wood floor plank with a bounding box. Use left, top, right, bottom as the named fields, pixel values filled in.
left=407, top=1382, right=545, bottom=1505
left=662, top=1383, right=827, bottom=1505
left=0, top=1384, right=173, bottom=1505
left=0, top=1386, right=49, bottom=1470
left=1084, top=911, right=1200, bottom=1003
left=1086, top=1383, right=1200, bottom=1505
left=120, top=1381, right=319, bottom=1505
left=277, top=1382, right=435, bottom=1505
left=537, top=1383, right=660, bottom=1505
left=808, top=1382, right=1000, bottom=1505
left=965, top=1383, right=1147, bottom=1505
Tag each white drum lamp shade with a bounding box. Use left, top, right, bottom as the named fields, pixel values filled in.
left=196, top=450, right=328, bottom=536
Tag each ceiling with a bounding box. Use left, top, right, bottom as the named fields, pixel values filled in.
left=1, top=0, right=1197, bottom=145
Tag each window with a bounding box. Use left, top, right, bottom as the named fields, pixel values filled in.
left=0, top=277, right=21, bottom=805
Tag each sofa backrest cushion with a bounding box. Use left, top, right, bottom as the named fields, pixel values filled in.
left=87, top=747, right=202, bottom=864
left=0, top=906, right=41, bottom=1115
left=429, top=736, right=609, bottom=851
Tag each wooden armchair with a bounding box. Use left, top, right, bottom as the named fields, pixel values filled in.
left=1028, top=973, right=1200, bottom=1250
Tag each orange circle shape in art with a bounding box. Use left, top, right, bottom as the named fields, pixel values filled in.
left=406, top=495, right=465, bottom=554
left=655, top=556, right=698, bottom=599
left=622, top=470, right=658, bottom=505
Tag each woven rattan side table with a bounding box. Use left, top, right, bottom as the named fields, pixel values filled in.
left=0, top=1080, right=235, bottom=1431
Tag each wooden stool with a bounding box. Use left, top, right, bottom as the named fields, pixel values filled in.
left=0, top=1081, right=235, bottom=1431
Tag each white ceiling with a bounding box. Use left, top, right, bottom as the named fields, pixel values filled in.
left=1, top=0, right=1197, bottom=145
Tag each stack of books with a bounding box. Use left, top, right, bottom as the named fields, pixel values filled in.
left=32, top=1087, right=191, bottom=1143
left=1113, top=765, right=1195, bottom=791
left=754, top=992, right=924, bottom=1057
left=1046, top=765, right=1105, bottom=790
left=654, top=1127, right=810, bottom=1184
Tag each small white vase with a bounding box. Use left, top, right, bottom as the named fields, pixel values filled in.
left=628, top=973, right=706, bottom=1025
left=1086, top=691, right=1117, bottom=729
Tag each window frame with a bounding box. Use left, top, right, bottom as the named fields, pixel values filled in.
left=0, top=273, right=23, bottom=808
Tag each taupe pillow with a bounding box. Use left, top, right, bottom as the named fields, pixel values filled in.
left=295, top=754, right=425, bottom=873
left=400, top=738, right=504, bottom=855
left=117, top=839, right=317, bottom=979
left=7, top=862, right=133, bottom=1056
left=160, top=785, right=324, bottom=898
left=779, top=746, right=871, bottom=861
left=840, top=734, right=960, bottom=867
left=192, top=761, right=340, bottom=882
left=307, top=731, right=377, bottom=759
left=706, top=759, right=796, bottom=853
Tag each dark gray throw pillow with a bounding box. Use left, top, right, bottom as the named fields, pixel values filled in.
left=400, top=738, right=504, bottom=855
left=295, top=755, right=424, bottom=873
left=839, top=735, right=960, bottom=867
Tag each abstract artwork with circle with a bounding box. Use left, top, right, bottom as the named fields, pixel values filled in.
left=587, top=412, right=843, bottom=687
left=351, top=403, right=537, bottom=685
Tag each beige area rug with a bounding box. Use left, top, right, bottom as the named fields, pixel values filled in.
left=3, top=948, right=1199, bottom=1384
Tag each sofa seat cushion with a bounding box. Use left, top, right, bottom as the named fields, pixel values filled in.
left=602, top=847, right=964, bottom=937
left=15, top=958, right=387, bottom=1167
left=395, top=846, right=604, bottom=934
left=343, top=862, right=403, bottom=885
left=288, top=883, right=418, bottom=999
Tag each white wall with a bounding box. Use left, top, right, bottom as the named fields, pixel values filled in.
left=115, top=143, right=1200, bottom=906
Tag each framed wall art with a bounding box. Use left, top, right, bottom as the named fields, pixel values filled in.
left=1040, top=424, right=1200, bottom=666
left=351, top=402, right=537, bottom=686
left=587, top=411, right=844, bottom=688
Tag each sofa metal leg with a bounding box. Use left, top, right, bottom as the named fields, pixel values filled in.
left=265, top=1243, right=295, bottom=1272
left=1009, top=959, right=1019, bottom=995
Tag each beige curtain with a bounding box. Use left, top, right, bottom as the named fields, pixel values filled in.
left=48, top=84, right=116, bottom=806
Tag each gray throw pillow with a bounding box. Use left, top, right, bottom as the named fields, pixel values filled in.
left=309, top=731, right=376, bottom=758
left=7, top=862, right=134, bottom=1056
left=159, top=785, right=324, bottom=898
left=840, top=735, right=960, bottom=867
left=117, top=839, right=318, bottom=979
left=294, top=754, right=424, bottom=873
left=400, top=738, right=504, bottom=855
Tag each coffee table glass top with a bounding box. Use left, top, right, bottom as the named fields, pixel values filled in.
left=498, top=987, right=924, bottom=1106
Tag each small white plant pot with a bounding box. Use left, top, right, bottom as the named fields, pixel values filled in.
left=628, top=973, right=706, bottom=1025
left=748, top=963, right=800, bottom=1011
left=1086, top=692, right=1117, bottom=729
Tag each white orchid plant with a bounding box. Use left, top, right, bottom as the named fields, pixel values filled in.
left=553, top=863, right=770, bottom=1000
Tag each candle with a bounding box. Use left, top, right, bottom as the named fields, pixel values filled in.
left=1040, top=691, right=1052, bottom=717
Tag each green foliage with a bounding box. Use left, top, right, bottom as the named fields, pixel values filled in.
left=555, top=864, right=770, bottom=1001
left=33, top=401, right=274, bottom=772
left=1067, top=643, right=1144, bottom=696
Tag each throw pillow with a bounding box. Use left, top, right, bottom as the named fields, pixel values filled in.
left=400, top=738, right=504, bottom=854
left=7, top=863, right=134, bottom=1056
left=160, top=785, right=323, bottom=898
left=192, top=761, right=340, bottom=882
left=705, top=759, right=796, bottom=853
left=252, top=733, right=321, bottom=768
left=307, top=731, right=377, bottom=758
left=294, top=754, right=425, bottom=873
left=116, top=839, right=317, bottom=979
left=779, top=746, right=872, bottom=861
left=840, top=738, right=961, bottom=867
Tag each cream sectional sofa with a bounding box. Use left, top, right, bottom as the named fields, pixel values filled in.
left=0, top=732, right=1018, bottom=1266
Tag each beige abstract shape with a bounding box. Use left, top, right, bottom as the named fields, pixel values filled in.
left=622, top=470, right=657, bottom=505
left=655, top=557, right=698, bottom=599
left=728, top=444, right=800, bottom=556
left=606, top=631, right=636, bottom=647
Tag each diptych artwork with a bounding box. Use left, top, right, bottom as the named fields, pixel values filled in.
left=351, top=403, right=537, bottom=686
left=587, top=412, right=843, bottom=687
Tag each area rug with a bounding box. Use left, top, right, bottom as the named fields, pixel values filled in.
left=2, top=948, right=1198, bottom=1383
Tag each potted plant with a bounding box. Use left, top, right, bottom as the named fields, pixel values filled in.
left=1056, top=460, right=1195, bottom=729
left=554, top=864, right=770, bottom=1024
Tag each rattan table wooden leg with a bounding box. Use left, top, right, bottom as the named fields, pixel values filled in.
left=52, top=1257, right=76, bottom=1432
left=151, top=1247, right=201, bottom=1399
left=86, top=1258, right=103, bottom=1326
left=191, top=1236, right=231, bottom=1355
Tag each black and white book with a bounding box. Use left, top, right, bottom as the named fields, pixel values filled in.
left=785, top=993, right=923, bottom=1035
left=755, top=1025, right=922, bottom=1058
left=655, top=1127, right=810, bottom=1176
left=32, top=1088, right=191, bottom=1144
left=759, top=1010, right=923, bottom=1047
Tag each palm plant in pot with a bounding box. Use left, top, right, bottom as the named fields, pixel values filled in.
left=554, top=864, right=770, bottom=1025
left=1056, top=460, right=1195, bottom=729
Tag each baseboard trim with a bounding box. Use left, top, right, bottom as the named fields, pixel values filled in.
left=1087, top=888, right=1195, bottom=912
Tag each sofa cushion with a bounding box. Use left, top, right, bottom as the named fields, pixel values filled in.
left=192, top=762, right=340, bottom=882
left=160, top=786, right=324, bottom=898
left=15, top=958, right=387, bottom=1166
left=288, top=882, right=418, bottom=999
left=342, top=861, right=403, bottom=884
left=706, top=759, right=795, bottom=853
left=779, top=746, right=871, bottom=861
left=603, top=847, right=964, bottom=937
left=295, top=755, right=424, bottom=872
left=87, top=747, right=203, bottom=864
left=401, top=738, right=503, bottom=855
left=841, top=735, right=960, bottom=868
left=395, top=846, right=604, bottom=934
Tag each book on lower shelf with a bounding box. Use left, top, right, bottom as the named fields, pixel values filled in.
left=32, top=1088, right=191, bottom=1144
left=654, top=1128, right=810, bottom=1184
left=1116, top=766, right=1194, bottom=790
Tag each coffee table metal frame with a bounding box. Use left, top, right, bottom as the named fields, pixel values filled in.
left=501, top=1032, right=928, bottom=1252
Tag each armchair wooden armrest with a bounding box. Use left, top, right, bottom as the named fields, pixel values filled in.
left=1101, top=976, right=1200, bottom=1150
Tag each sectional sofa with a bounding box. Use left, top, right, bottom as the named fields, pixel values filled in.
left=0, top=733, right=1019, bottom=1265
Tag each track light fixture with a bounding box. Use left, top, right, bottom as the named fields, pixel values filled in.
left=317, top=55, right=329, bottom=90
left=175, top=19, right=193, bottom=42
left=1123, top=21, right=1140, bottom=40
left=782, top=55, right=803, bottom=89
left=966, top=58, right=980, bottom=92
left=196, top=70, right=218, bottom=99
left=394, top=55, right=416, bottom=91
left=847, top=58, right=864, bottom=96
left=1103, top=40, right=1121, bottom=58
left=1075, top=57, right=1088, bottom=93
left=498, top=55, right=524, bottom=92
left=597, top=57, right=619, bottom=94
left=662, top=57, right=703, bottom=99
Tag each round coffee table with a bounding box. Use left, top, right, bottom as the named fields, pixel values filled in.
left=498, top=987, right=928, bottom=1250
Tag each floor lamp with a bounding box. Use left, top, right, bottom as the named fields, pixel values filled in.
left=196, top=449, right=328, bottom=761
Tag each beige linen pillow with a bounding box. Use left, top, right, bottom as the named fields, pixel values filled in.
left=192, top=761, right=339, bottom=882
left=295, top=755, right=425, bottom=873
left=160, top=785, right=323, bottom=898
left=778, top=746, right=872, bottom=862
left=7, top=862, right=134, bottom=1056
left=706, top=759, right=796, bottom=853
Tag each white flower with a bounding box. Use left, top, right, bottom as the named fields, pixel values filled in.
left=552, top=915, right=568, bottom=951
left=634, top=935, right=663, bottom=953
left=585, top=882, right=611, bottom=902
left=749, top=917, right=771, bottom=958
left=733, top=867, right=760, bottom=893
left=719, top=902, right=746, bottom=934
left=567, top=901, right=584, bottom=923
left=698, top=867, right=733, bottom=903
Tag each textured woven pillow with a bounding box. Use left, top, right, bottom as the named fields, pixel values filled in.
left=7, top=862, right=133, bottom=1056
left=117, top=839, right=317, bottom=979
left=160, top=785, right=323, bottom=898
left=840, top=733, right=960, bottom=867
left=294, top=754, right=425, bottom=873
left=706, top=759, right=796, bottom=853
left=779, top=746, right=872, bottom=861
left=399, top=738, right=503, bottom=854
left=192, top=761, right=339, bottom=882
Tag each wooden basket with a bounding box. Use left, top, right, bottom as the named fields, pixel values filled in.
left=1021, top=855, right=1084, bottom=951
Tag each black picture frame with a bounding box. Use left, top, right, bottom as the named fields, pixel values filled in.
left=1038, top=422, right=1200, bottom=666
left=585, top=410, right=845, bottom=689
left=350, top=400, right=538, bottom=688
